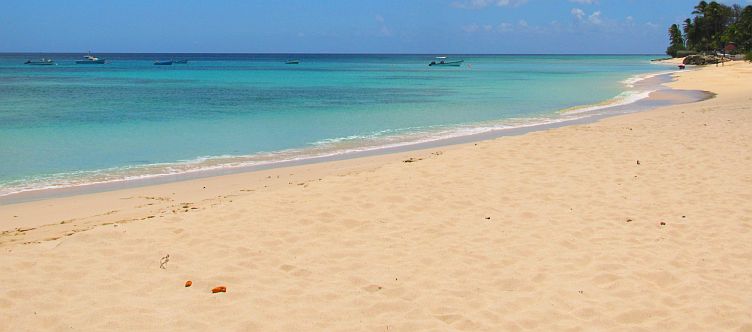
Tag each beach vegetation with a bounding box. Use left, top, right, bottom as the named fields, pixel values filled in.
left=666, top=24, right=686, bottom=57
left=676, top=50, right=698, bottom=58
left=669, top=1, right=752, bottom=57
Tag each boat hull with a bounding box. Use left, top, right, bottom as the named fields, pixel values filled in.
left=154, top=61, right=174, bottom=66
left=429, top=60, right=464, bottom=67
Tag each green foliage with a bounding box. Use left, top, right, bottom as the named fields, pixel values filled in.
left=676, top=50, right=698, bottom=58
left=746, top=51, right=752, bottom=62
left=671, top=1, right=752, bottom=54
left=725, top=6, right=752, bottom=51
left=667, top=24, right=686, bottom=57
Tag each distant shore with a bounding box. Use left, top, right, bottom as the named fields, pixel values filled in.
left=1, top=60, right=751, bottom=330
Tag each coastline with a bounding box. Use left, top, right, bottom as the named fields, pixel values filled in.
left=0, top=61, right=704, bottom=203
left=1, top=60, right=751, bottom=330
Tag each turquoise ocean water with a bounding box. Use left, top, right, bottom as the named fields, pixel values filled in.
left=0, top=54, right=670, bottom=197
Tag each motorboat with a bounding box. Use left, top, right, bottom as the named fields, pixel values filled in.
left=428, top=56, right=464, bottom=67
left=76, top=53, right=106, bottom=64
left=24, top=58, right=56, bottom=65
left=154, top=60, right=174, bottom=66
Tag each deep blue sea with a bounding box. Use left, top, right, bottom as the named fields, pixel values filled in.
left=0, top=53, right=670, bottom=196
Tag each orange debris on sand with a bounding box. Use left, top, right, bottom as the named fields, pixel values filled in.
left=212, top=286, right=227, bottom=293
left=185, top=280, right=192, bottom=287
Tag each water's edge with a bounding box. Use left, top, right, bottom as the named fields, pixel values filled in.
left=0, top=69, right=713, bottom=205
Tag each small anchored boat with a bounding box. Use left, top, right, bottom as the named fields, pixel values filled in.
left=428, top=56, right=464, bottom=67
left=154, top=60, right=174, bottom=66
left=24, top=58, right=56, bottom=65
left=76, top=53, right=106, bottom=64
left=285, top=60, right=300, bottom=64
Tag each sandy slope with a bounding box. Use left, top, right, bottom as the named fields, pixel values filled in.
left=1, top=61, right=751, bottom=331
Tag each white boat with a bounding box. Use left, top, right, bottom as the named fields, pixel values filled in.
left=25, top=58, right=56, bottom=65
left=76, top=53, right=106, bottom=64
left=428, top=56, right=464, bottom=67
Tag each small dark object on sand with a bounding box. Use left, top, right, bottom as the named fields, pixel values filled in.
left=660, top=222, right=666, bottom=226
left=485, top=217, right=491, bottom=220
left=159, top=254, right=170, bottom=269
left=626, top=218, right=633, bottom=223
left=212, top=286, right=227, bottom=293
left=185, top=281, right=192, bottom=287
left=636, top=160, right=640, bottom=165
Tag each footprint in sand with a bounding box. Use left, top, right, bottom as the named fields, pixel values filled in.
left=279, top=264, right=312, bottom=277
left=362, top=284, right=383, bottom=293
left=434, top=314, right=464, bottom=324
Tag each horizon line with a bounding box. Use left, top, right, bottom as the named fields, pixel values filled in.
left=1, top=52, right=664, bottom=56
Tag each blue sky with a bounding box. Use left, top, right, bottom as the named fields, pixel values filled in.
left=1, top=0, right=750, bottom=54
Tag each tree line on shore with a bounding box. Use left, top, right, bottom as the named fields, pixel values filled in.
left=666, top=1, right=752, bottom=59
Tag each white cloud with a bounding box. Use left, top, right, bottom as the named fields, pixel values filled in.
left=569, top=0, right=598, bottom=4
left=497, top=22, right=514, bottom=32
left=452, top=0, right=528, bottom=9
left=495, top=0, right=528, bottom=5
left=461, top=23, right=480, bottom=33
left=571, top=8, right=586, bottom=20
left=625, top=16, right=634, bottom=26
left=588, top=11, right=602, bottom=25
left=571, top=8, right=603, bottom=25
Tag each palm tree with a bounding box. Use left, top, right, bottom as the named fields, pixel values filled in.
left=693, top=1, right=708, bottom=15
left=667, top=24, right=686, bottom=57
left=670, top=2, right=752, bottom=55
left=683, top=18, right=694, bottom=49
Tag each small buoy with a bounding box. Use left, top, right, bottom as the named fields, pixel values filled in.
left=185, top=281, right=192, bottom=287
left=212, top=286, right=227, bottom=293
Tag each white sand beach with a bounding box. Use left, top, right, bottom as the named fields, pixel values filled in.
left=1, top=61, right=752, bottom=331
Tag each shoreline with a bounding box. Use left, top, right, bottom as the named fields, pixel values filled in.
left=0, top=64, right=706, bottom=204
left=1, top=60, right=751, bottom=330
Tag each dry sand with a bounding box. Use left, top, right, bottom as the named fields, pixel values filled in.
left=1, top=61, right=751, bottom=331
